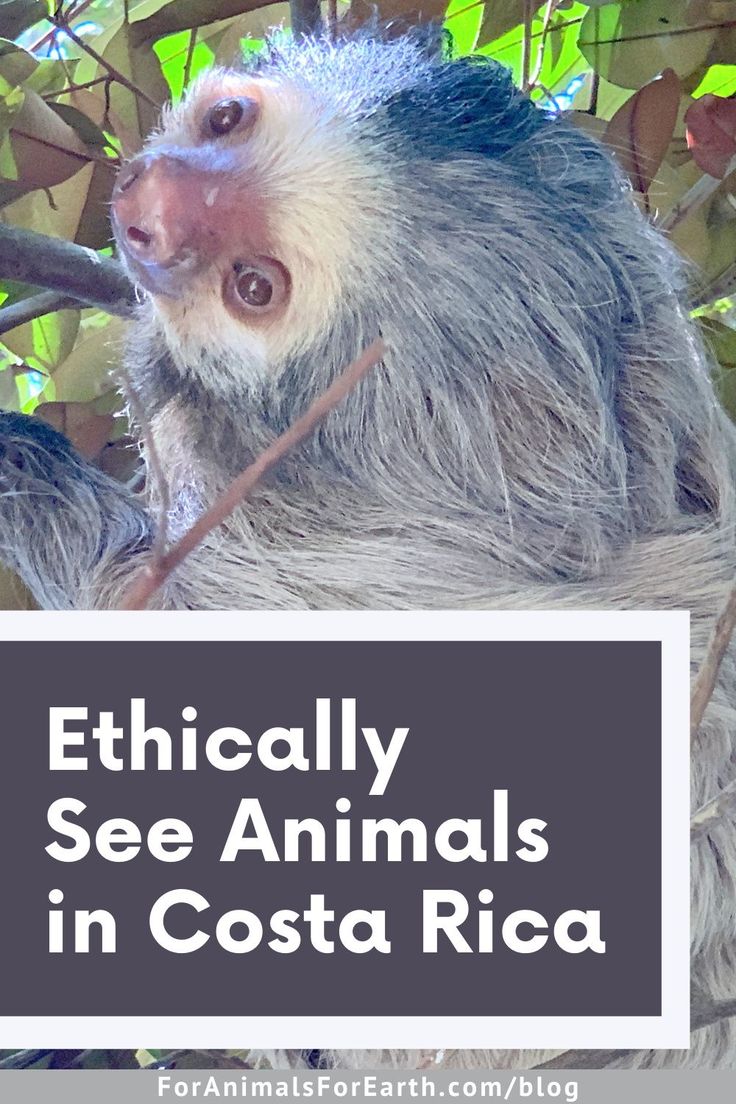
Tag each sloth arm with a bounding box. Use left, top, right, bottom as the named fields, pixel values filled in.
left=0, top=412, right=151, bottom=610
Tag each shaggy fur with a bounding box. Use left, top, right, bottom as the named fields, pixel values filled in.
left=0, top=36, right=735, bottom=1069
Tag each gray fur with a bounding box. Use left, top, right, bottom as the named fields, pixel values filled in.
left=0, top=36, right=735, bottom=1069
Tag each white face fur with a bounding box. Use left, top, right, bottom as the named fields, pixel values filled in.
left=121, top=67, right=391, bottom=395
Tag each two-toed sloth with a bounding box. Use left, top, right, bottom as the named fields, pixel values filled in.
left=0, top=35, right=735, bottom=1069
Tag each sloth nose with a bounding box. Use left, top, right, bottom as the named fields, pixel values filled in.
left=111, top=153, right=216, bottom=295
left=112, top=149, right=267, bottom=299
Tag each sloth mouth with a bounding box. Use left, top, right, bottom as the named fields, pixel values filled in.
left=114, top=226, right=204, bottom=299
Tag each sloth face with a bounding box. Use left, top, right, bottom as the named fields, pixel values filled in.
left=111, top=63, right=383, bottom=386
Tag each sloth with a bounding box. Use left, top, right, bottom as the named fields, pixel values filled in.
left=1, top=34, right=736, bottom=1069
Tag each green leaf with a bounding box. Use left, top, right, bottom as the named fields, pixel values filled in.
left=1, top=307, right=80, bottom=373
left=444, top=0, right=485, bottom=55
left=154, top=30, right=215, bottom=99
left=693, top=65, right=736, bottom=99
left=702, top=318, right=736, bottom=422
left=579, top=1, right=716, bottom=91
left=50, top=317, right=126, bottom=402
left=47, top=102, right=110, bottom=150
left=0, top=39, right=38, bottom=90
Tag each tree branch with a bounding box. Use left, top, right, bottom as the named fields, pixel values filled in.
left=130, top=0, right=284, bottom=47
left=534, top=992, right=736, bottom=1069
left=0, top=226, right=136, bottom=321
left=47, top=15, right=159, bottom=110
left=0, top=291, right=79, bottom=336
left=118, top=338, right=386, bottom=610
left=691, top=580, right=736, bottom=742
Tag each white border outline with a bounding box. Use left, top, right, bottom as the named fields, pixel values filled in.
left=0, top=609, right=690, bottom=1050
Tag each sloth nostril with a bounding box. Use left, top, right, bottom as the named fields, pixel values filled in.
left=127, top=225, right=152, bottom=248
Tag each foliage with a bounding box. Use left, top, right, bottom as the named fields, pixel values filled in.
left=0, top=0, right=735, bottom=1069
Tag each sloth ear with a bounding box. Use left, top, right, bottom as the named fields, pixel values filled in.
left=382, top=56, right=549, bottom=162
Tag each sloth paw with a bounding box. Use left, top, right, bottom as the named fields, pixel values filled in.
left=0, top=410, right=80, bottom=483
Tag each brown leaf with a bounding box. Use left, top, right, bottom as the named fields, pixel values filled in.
left=35, top=401, right=115, bottom=460
left=603, top=69, right=681, bottom=193
left=74, top=161, right=115, bottom=250
left=686, top=94, right=736, bottom=178
left=98, top=435, right=141, bottom=484
left=6, top=89, right=90, bottom=192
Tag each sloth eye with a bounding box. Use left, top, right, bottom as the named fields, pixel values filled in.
left=224, top=258, right=290, bottom=319
left=237, top=269, right=273, bottom=307
left=204, top=97, right=257, bottom=137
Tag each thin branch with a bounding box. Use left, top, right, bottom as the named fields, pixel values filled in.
left=118, top=366, right=170, bottom=564
left=528, top=0, right=559, bottom=92
left=691, top=777, right=736, bottom=840
left=30, top=0, right=96, bottom=53
left=588, top=70, right=600, bottom=116
left=118, top=339, right=386, bottom=610
left=47, top=15, right=159, bottom=110
left=0, top=225, right=136, bottom=318
left=0, top=291, right=78, bottom=336
left=657, top=157, right=736, bottom=233
left=327, top=0, right=338, bottom=41
left=10, top=126, right=119, bottom=170
left=534, top=993, right=736, bottom=1069
left=43, top=75, right=109, bottom=100
left=521, top=0, right=535, bottom=93
left=182, top=28, right=198, bottom=91
left=581, top=19, right=736, bottom=48
left=691, top=581, right=736, bottom=742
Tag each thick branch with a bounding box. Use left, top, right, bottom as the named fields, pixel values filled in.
left=131, top=0, right=284, bottom=46
left=0, top=226, right=136, bottom=319
left=0, top=291, right=78, bottom=336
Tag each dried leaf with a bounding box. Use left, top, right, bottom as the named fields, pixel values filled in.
left=35, top=401, right=116, bottom=460
left=74, top=161, right=116, bottom=250
left=686, top=93, right=736, bottom=177
left=604, top=69, right=681, bottom=192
